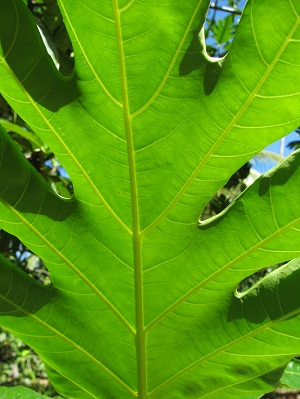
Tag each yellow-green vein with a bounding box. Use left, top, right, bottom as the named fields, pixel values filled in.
left=198, top=360, right=291, bottom=399
left=145, top=215, right=300, bottom=332
left=58, top=0, right=122, bottom=108
left=0, top=292, right=137, bottom=398
left=1, top=200, right=135, bottom=335
left=131, top=0, right=206, bottom=119
left=120, top=0, right=137, bottom=13
left=0, top=56, right=131, bottom=236
left=148, top=305, right=300, bottom=397
left=141, top=15, right=300, bottom=237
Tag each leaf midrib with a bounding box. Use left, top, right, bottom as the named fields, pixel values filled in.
left=112, top=1, right=146, bottom=397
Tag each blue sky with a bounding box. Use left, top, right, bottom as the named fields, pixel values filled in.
left=252, top=130, right=299, bottom=174
left=265, top=131, right=298, bottom=157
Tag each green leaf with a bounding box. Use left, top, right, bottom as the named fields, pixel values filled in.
left=0, top=0, right=300, bottom=398
left=0, top=386, right=49, bottom=399
left=212, top=14, right=234, bottom=46
left=281, top=358, right=300, bottom=389
left=0, top=118, right=44, bottom=149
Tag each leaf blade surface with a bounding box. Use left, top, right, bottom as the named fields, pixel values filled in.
left=0, top=0, right=300, bottom=398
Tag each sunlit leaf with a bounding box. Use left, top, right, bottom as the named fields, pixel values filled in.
left=0, top=1, right=300, bottom=398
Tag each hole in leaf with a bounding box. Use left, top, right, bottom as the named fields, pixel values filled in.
left=205, top=0, right=246, bottom=58
left=29, top=151, right=74, bottom=200
left=236, top=264, right=285, bottom=294
left=0, top=99, right=72, bottom=287
left=29, top=0, right=74, bottom=76
left=0, top=230, right=52, bottom=287
left=0, top=97, right=74, bottom=199
left=200, top=161, right=251, bottom=221
left=200, top=128, right=300, bottom=223
left=251, top=129, right=300, bottom=175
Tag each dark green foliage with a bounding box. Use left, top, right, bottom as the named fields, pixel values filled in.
left=0, top=328, right=50, bottom=394
left=27, top=0, right=73, bottom=75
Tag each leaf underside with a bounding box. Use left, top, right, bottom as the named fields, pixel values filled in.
left=0, top=0, right=300, bottom=398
